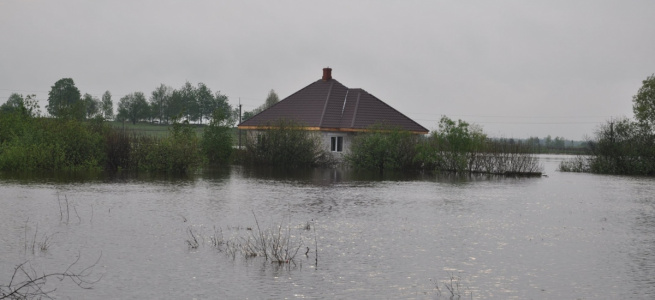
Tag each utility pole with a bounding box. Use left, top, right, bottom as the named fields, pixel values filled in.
left=238, top=98, right=242, bottom=149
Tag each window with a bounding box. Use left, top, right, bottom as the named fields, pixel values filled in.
left=331, top=136, right=343, bottom=152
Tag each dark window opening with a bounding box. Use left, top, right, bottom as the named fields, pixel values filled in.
left=331, top=136, right=343, bottom=152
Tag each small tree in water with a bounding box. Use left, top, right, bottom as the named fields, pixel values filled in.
left=202, top=108, right=234, bottom=165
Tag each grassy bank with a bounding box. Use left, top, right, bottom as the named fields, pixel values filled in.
left=0, top=111, right=234, bottom=173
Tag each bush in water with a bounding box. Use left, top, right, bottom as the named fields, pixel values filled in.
left=242, top=119, right=332, bottom=168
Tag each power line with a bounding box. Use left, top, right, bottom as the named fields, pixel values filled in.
left=407, top=112, right=613, bottom=119
left=412, top=118, right=604, bottom=125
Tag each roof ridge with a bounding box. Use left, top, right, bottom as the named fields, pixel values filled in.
left=340, top=89, right=349, bottom=118
left=318, top=81, right=334, bottom=127
left=350, top=91, right=361, bottom=128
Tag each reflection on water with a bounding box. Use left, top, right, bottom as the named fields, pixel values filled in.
left=0, top=155, right=654, bottom=299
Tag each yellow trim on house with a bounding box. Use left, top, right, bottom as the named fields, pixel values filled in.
left=237, top=125, right=428, bottom=135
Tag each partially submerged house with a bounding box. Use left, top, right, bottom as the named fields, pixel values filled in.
left=238, top=68, right=428, bottom=159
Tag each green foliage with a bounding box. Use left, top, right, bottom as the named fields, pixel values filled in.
left=142, top=81, right=234, bottom=125
left=417, top=116, right=487, bottom=172
left=243, top=119, right=331, bottom=168
left=101, top=91, right=114, bottom=120
left=117, top=92, right=149, bottom=125
left=1, top=93, right=40, bottom=117
left=1, top=93, right=25, bottom=114
left=583, top=118, right=655, bottom=175
left=131, top=120, right=203, bottom=173
left=201, top=109, right=234, bottom=165
left=346, top=117, right=541, bottom=175
left=346, top=124, right=420, bottom=172
left=47, top=78, right=83, bottom=119
left=104, top=128, right=132, bottom=171
left=178, top=82, right=198, bottom=122
left=632, top=74, right=655, bottom=129
left=149, top=84, right=171, bottom=123
left=0, top=106, right=203, bottom=173
left=265, top=89, right=280, bottom=109
left=561, top=74, right=655, bottom=175
left=82, top=93, right=101, bottom=119
left=0, top=116, right=105, bottom=171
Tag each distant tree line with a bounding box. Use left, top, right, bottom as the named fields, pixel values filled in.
left=12, top=78, right=237, bottom=126
left=115, top=82, right=234, bottom=125
left=520, top=135, right=588, bottom=154
left=560, top=74, right=655, bottom=175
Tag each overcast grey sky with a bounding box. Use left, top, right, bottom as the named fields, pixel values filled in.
left=2, top=0, right=654, bottom=140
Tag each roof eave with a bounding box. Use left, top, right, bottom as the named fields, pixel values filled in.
left=237, top=125, right=428, bottom=135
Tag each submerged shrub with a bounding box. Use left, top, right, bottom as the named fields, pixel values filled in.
left=201, top=109, right=233, bottom=165
left=0, top=115, right=105, bottom=171
left=242, top=119, right=332, bottom=168
left=416, top=117, right=541, bottom=175
left=104, top=129, right=132, bottom=170
left=416, top=117, right=487, bottom=173
left=346, top=124, right=421, bottom=173
left=346, top=117, right=542, bottom=175
left=0, top=109, right=204, bottom=173
left=561, top=75, right=655, bottom=175
left=561, top=118, right=655, bottom=175
left=131, top=120, right=203, bottom=173
left=559, top=155, right=591, bottom=172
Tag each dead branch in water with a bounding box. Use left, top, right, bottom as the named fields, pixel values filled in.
left=0, top=253, right=102, bottom=300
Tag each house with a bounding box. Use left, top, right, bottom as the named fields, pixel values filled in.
left=237, top=68, right=429, bottom=159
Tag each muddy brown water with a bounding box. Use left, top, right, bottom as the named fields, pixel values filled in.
left=1, top=155, right=654, bottom=299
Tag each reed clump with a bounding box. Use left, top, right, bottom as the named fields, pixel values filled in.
left=186, top=214, right=315, bottom=266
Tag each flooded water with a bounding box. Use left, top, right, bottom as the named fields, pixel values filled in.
left=1, top=155, right=654, bottom=299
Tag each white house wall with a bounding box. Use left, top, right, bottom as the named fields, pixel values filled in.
left=242, top=130, right=355, bottom=162
left=321, top=131, right=355, bottom=162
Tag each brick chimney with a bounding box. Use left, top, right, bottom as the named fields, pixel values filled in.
left=322, top=67, right=332, bottom=81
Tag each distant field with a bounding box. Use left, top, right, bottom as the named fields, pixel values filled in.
left=107, top=121, right=205, bottom=137
left=107, top=121, right=240, bottom=142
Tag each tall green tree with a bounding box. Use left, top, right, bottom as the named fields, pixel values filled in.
left=82, top=93, right=101, bottom=119
left=265, top=89, right=279, bottom=109
left=101, top=91, right=113, bottom=120
left=1, top=93, right=26, bottom=114
left=117, top=92, right=149, bottom=125
left=150, top=84, right=171, bottom=123
left=213, top=91, right=234, bottom=126
left=417, top=116, right=486, bottom=172
left=196, top=82, right=214, bottom=124
left=632, top=74, right=655, bottom=129
left=0, top=93, right=39, bottom=117
left=180, top=82, right=198, bottom=122
left=46, top=78, right=82, bottom=119
left=165, top=89, right=185, bottom=121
